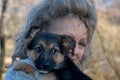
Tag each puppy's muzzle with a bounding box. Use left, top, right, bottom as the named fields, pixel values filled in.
left=35, top=58, right=55, bottom=73
left=38, top=60, right=50, bottom=70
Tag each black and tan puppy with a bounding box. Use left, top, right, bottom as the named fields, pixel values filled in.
left=14, top=32, right=91, bottom=80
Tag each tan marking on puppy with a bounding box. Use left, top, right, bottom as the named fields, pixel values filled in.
left=36, top=40, right=46, bottom=48
left=48, top=43, right=57, bottom=49
left=54, top=52, right=64, bottom=64
left=48, top=43, right=64, bottom=64
left=27, top=50, right=36, bottom=61
left=13, top=62, right=35, bottom=76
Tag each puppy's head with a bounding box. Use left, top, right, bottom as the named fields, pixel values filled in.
left=27, top=32, right=75, bottom=73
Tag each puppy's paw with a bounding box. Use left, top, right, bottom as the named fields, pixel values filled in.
left=13, top=62, right=35, bottom=76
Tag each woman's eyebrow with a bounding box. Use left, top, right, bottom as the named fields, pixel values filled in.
left=68, top=33, right=75, bottom=39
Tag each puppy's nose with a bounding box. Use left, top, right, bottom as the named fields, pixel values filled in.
left=43, top=61, right=50, bottom=69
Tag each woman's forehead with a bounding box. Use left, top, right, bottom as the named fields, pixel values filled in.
left=51, top=16, right=84, bottom=28
left=48, top=16, right=87, bottom=37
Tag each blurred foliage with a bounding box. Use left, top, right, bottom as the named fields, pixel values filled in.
left=0, top=0, right=120, bottom=80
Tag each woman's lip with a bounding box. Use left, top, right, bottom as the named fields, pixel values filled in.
left=71, top=59, right=76, bottom=62
left=70, top=57, right=76, bottom=60
left=69, top=55, right=77, bottom=62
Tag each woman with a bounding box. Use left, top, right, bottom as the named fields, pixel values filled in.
left=5, top=0, right=97, bottom=80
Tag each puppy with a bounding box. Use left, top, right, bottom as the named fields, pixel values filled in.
left=14, top=32, right=91, bottom=80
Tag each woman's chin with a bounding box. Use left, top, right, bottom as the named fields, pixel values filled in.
left=71, top=59, right=77, bottom=64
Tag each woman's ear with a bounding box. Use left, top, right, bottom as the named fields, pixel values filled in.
left=60, top=35, right=76, bottom=55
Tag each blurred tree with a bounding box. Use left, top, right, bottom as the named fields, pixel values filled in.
left=115, top=0, right=120, bottom=10
left=0, top=0, right=8, bottom=79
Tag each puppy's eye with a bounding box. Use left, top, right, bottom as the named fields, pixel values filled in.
left=51, top=48, right=58, bottom=54
left=35, top=46, right=42, bottom=53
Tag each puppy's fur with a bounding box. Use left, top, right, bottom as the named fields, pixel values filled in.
left=14, top=32, right=91, bottom=80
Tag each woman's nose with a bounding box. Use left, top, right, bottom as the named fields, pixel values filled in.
left=74, top=44, right=79, bottom=55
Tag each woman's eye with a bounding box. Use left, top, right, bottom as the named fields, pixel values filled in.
left=79, top=42, right=86, bottom=47
left=35, top=46, right=42, bottom=53
left=51, top=48, right=58, bottom=54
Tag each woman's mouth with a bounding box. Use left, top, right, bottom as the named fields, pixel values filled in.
left=71, top=58, right=76, bottom=63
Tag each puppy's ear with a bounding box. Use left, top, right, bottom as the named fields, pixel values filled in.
left=26, top=26, right=42, bottom=39
left=60, top=35, right=76, bottom=55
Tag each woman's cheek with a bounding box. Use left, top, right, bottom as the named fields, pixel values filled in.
left=77, top=48, right=85, bottom=62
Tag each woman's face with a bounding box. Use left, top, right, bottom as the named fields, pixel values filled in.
left=47, top=16, right=88, bottom=64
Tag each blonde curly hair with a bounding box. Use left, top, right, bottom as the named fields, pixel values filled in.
left=8, top=0, right=97, bottom=69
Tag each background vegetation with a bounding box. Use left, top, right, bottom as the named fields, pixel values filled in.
left=0, top=0, right=120, bottom=80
